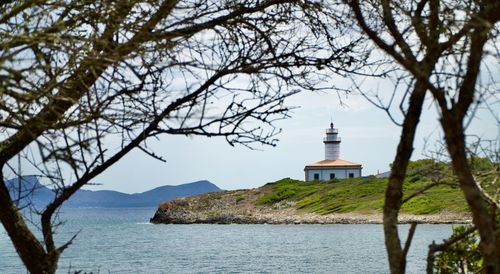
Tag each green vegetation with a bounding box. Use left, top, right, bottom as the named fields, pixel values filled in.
left=433, top=226, right=482, bottom=273
left=257, top=177, right=467, bottom=214
left=235, top=196, right=245, bottom=203
left=256, top=159, right=478, bottom=215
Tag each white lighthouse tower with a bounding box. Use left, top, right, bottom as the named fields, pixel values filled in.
left=324, top=122, right=341, bottom=160
left=304, top=122, right=362, bottom=181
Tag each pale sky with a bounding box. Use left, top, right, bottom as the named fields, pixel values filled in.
left=87, top=86, right=497, bottom=193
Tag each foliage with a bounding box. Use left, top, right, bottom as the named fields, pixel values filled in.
left=235, top=196, right=245, bottom=203
left=406, top=159, right=451, bottom=184
left=256, top=166, right=469, bottom=215
left=256, top=188, right=299, bottom=205
left=433, top=226, right=482, bottom=274
left=468, top=157, right=498, bottom=174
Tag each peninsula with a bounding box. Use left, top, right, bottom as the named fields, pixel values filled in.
left=150, top=176, right=472, bottom=225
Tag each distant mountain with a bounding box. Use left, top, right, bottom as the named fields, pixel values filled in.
left=6, top=175, right=55, bottom=209
left=6, top=176, right=222, bottom=208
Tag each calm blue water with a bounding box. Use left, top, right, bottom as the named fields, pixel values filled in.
left=0, top=208, right=455, bottom=273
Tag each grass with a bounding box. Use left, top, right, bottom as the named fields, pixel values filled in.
left=256, top=177, right=469, bottom=215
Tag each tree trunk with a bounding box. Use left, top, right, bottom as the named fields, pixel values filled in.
left=384, top=81, right=427, bottom=274
left=0, top=173, right=58, bottom=274
left=441, top=114, right=499, bottom=273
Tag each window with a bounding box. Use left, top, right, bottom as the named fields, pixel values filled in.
left=349, top=173, right=354, bottom=178
left=314, top=173, right=320, bottom=180
left=330, top=173, right=335, bottom=180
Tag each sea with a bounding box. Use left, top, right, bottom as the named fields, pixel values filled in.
left=0, top=208, right=457, bottom=274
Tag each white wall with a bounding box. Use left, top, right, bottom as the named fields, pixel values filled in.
left=324, top=143, right=340, bottom=160
left=305, top=168, right=362, bottom=181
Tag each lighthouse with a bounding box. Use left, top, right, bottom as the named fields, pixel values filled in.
left=304, top=122, right=362, bottom=181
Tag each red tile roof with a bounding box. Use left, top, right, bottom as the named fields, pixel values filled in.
left=304, top=159, right=362, bottom=169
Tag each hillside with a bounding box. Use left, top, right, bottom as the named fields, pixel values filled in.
left=258, top=177, right=469, bottom=214
left=150, top=176, right=471, bottom=224
left=7, top=176, right=222, bottom=208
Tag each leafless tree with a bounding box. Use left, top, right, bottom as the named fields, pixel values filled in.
left=0, top=0, right=360, bottom=272
left=338, top=0, right=499, bottom=273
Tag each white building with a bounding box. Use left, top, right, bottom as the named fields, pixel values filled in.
left=304, top=123, right=362, bottom=181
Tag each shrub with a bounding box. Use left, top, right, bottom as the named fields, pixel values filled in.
left=433, top=226, right=482, bottom=274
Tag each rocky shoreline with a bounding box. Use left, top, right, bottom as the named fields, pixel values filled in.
left=150, top=209, right=471, bottom=225
left=149, top=189, right=472, bottom=225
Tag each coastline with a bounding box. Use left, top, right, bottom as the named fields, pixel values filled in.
left=150, top=195, right=472, bottom=225
left=150, top=212, right=472, bottom=225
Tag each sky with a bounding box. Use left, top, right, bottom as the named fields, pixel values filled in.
left=86, top=86, right=497, bottom=194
